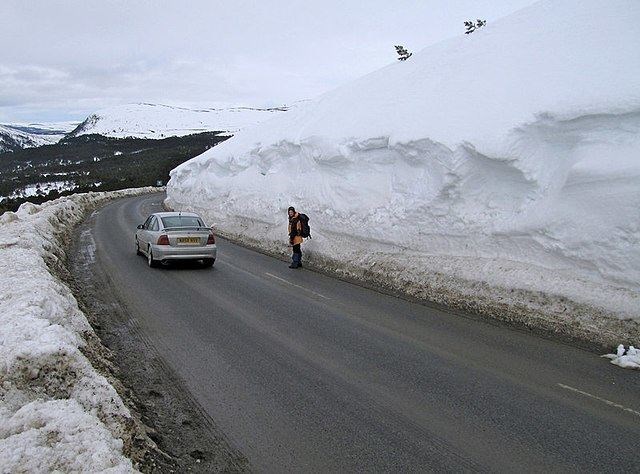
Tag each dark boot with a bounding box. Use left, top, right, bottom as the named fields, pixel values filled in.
left=290, top=251, right=301, bottom=268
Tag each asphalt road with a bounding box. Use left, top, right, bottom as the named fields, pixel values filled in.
left=82, top=193, right=639, bottom=472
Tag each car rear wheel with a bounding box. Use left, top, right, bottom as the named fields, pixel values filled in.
left=202, top=258, right=215, bottom=268
left=147, top=246, right=158, bottom=268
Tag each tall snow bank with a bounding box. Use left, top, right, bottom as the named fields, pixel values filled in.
left=0, top=188, right=157, bottom=472
left=167, top=0, right=640, bottom=344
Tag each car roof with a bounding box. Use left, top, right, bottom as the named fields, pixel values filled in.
left=152, top=211, right=201, bottom=218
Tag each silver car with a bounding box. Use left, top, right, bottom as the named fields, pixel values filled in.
left=135, top=211, right=217, bottom=267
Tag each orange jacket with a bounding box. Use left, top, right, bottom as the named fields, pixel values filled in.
left=288, top=213, right=304, bottom=245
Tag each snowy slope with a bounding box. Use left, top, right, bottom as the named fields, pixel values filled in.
left=0, top=122, right=77, bottom=153
left=0, top=125, right=43, bottom=153
left=0, top=122, right=78, bottom=153
left=69, top=103, right=289, bottom=139
left=1, top=126, right=53, bottom=153
left=0, top=188, right=159, bottom=471
left=167, top=0, right=640, bottom=342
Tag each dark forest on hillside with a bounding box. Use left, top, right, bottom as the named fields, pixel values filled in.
left=0, top=132, right=229, bottom=213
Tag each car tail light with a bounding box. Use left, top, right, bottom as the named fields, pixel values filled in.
left=157, top=234, right=170, bottom=245
left=207, top=233, right=215, bottom=245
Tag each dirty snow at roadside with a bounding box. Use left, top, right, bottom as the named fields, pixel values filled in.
left=0, top=188, right=156, bottom=472
left=167, top=0, right=640, bottom=344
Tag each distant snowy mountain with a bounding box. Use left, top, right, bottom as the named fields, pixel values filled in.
left=68, top=103, right=290, bottom=139
left=1, top=103, right=290, bottom=152
left=168, top=0, right=640, bottom=334
left=0, top=122, right=77, bottom=153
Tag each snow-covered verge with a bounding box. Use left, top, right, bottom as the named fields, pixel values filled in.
left=167, top=0, right=640, bottom=348
left=69, top=103, right=290, bottom=139
left=0, top=188, right=158, bottom=472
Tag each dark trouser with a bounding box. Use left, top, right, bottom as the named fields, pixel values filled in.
left=292, top=244, right=302, bottom=267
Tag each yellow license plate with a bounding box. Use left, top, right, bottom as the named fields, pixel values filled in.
left=178, top=237, right=200, bottom=244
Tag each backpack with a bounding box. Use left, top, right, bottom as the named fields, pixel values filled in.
left=298, top=213, right=311, bottom=238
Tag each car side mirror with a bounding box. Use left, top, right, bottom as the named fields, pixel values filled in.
left=137, top=224, right=144, bottom=229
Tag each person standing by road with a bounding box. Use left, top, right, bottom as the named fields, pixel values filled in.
left=287, top=206, right=303, bottom=269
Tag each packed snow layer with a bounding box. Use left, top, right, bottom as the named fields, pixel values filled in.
left=0, top=188, right=157, bottom=472
left=69, top=103, right=290, bottom=139
left=167, top=0, right=640, bottom=344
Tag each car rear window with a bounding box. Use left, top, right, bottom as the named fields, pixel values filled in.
left=161, top=216, right=204, bottom=228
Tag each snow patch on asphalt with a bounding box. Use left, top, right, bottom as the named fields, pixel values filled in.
left=602, top=345, right=640, bottom=370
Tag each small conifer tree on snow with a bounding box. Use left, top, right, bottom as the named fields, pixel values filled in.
left=395, top=45, right=412, bottom=61
left=464, top=19, right=487, bottom=34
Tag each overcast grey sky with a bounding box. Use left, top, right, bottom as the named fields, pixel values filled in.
left=1, top=0, right=533, bottom=123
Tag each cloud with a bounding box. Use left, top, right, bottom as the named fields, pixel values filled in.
left=0, top=0, right=535, bottom=122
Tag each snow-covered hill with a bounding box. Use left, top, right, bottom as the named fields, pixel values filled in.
left=68, top=103, right=290, bottom=139
left=0, top=122, right=76, bottom=153
left=167, top=0, right=640, bottom=341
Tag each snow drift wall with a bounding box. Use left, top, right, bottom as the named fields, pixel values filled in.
left=167, top=0, right=640, bottom=344
left=0, top=189, right=157, bottom=472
